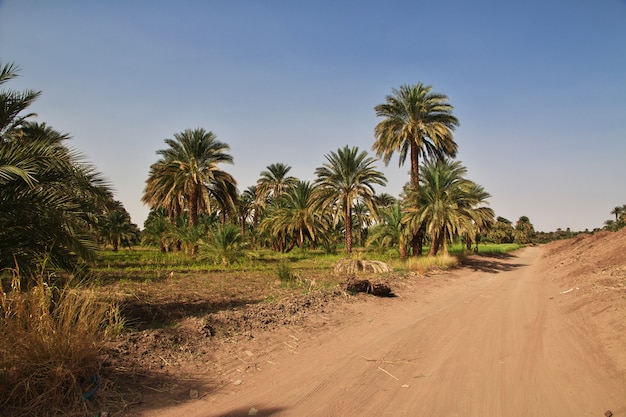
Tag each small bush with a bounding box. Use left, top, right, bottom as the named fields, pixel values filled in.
left=276, top=262, right=296, bottom=284
left=0, top=273, right=122, bottom=417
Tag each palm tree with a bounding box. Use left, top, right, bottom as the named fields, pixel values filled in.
left=366, top=203, right=409, bottom=259
left=513, top=216, right=536, bottom=244
left=143, top=128, right=237, bottom=227
left=611, top=206, right=624, bottom=222
left=0, top=122, right=110, bottom=276
left=352, top=200, right=373, bottom=247
left=487, top=217, right=515, bottom=244
left=373, top=83, right=459, bottom=256
left=201, top=223, right=252, bottom=266
left=256, top=162, right=298, bottom=203
left=98, top=200, right=139, bottom=251
left=142, top=208, right=172, bottom=252
left=404, top=158, right=494, bottom=256
left=314, top=145, right=387, bottom=254
left=373, top=192, right=397, bottom=210
left=262, top=180, right=321, bottom=250
left=458, top=182, right=495, bottom=251
left=0, top=60, right=41, bottom=142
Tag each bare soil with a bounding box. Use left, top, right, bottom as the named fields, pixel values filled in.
left=101, top=229, right=626, bottom=417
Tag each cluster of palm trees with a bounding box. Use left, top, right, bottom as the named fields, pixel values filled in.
left=605, top=205, right=626, bottom=231
left=1, top=56, right=502, bottom=276
left=0, top=60, right=138, bottom=280
left=142, top=83, right=497, bottom=259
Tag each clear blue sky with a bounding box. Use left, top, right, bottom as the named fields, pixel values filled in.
left=1, top=0, right=625, bottom=232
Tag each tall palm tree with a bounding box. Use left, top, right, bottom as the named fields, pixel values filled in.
left=373, top=83, right=459, bottom=256
left=314, top=145, right=387, bottom=254
left=143, top=128, right=237, bottom=227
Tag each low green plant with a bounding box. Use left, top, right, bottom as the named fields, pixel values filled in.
left=276, top=262, right=297, bottom=284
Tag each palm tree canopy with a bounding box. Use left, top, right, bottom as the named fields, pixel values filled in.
left=373, top=83, right=459, bottom=186
left=256, top=162, right=298, bottom=202
left=0, top=60, right=41, bottom=141
left=0, top=122, right=111, bottom=276
left=143, top=128, right=237, bottom=226
left=314, top=145, right=387, bottom=253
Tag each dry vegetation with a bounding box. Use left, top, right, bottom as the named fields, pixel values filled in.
left=6, top=234, right=621, bottom=417
left=0, top=275, right=122, bottom=417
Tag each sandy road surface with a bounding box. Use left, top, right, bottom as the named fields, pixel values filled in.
left=145, top=247, right=625, bottom=417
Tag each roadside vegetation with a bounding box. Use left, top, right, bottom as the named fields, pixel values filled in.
left=0, top=58, right=612, bottom=416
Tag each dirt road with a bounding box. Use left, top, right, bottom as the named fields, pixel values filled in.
left=144, top=246, right=625, bottom=416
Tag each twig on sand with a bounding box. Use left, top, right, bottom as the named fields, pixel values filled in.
left=360, top=355, right=418, bottom=365
left=378, top=367, right=399, bottom=380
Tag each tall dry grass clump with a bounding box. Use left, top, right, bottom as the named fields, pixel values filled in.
left=0, top=272, right=121, bottom=417
left=408, top=254, right=459, bottom=274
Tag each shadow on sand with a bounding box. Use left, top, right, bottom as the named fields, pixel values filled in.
left=212, top=406, right=286, bottom=417
left=460, top=252, right=529, bottom=274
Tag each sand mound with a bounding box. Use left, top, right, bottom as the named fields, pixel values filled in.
left=538, top=228, right=626, bottom=372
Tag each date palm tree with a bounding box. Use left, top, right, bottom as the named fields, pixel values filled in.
left=366, top=203, right=409, bottom=259
left=404, top=158, right=494, bottom=256
left=314, top=145, right=387, bottom=254
left=0, top=122, right=110, bottom=276
left=0, top=60, right=40, bottom=142
left=610, top=206, right=624, bottom=222
left=98, top=200, right=139, bottom=251
left=263, top=180, right=321, bottom=249
left=513, top=216, right=535, bottom=244
left=256, top=162, right=298, bottom=203
left=142, top=208, right=173, bottom=252
left=0, top=62, right=112, bottom=279
left=143, top=128, right=237, bottom=227
left=373, top=83, right=459, bottom=256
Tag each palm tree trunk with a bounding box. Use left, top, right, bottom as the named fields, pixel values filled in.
left=411, top=229, right=424, bottom=257
left=189, top=184, right=200, bottom=227
left=429, top=231, right=440, bottom=256
left=410, top=141, right=420, bottom=187
left=399, top=237, right=407, bottom=260
left=344, top=199, right=353, bottom=254
left=409, top=140, right=422, bottom=257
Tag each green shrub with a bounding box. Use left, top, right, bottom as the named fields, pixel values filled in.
left=276, top=262, right=296, bottom=284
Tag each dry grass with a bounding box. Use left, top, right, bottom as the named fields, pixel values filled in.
left=334, top=258, right=394, bottom=275
left=0, top=273, right=121, bottom=417
left=407, top=254, right=459, bottom=274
